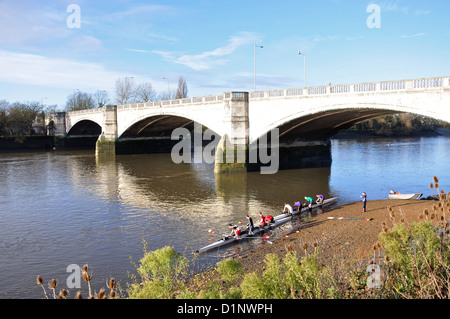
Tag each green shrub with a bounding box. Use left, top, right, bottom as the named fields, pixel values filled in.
left=216, top=258, right=244, bottom=286
left=127, top=246, right=190, bottom=299
left=240, top=252, right=334, bottom=299
left=379, top=220, right=450, bottom=298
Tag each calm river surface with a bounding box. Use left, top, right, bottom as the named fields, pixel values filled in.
left=1, top=136, right=449, bottom=298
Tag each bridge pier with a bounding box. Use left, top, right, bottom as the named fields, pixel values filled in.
left=277, top=140, right=332, bottom=170
left=95, top=105, right=118, bottom=156
left=214, top=92, right=249, bottom=173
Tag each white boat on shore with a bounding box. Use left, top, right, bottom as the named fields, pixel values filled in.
left=388, top=191, right=422, bottom=200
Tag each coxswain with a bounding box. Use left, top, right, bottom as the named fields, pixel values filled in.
left=226, top=224, right=236, bottom=237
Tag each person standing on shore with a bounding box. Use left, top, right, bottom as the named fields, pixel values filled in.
left=361, top=192, right=367, bottom=212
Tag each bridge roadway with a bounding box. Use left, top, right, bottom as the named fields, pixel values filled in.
left=46, top=76, right=450, bottom=173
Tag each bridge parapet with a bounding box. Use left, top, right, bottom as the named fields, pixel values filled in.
left=116, top=93, right=227, bottom=110
left=249, top=76, right=450, bottom=100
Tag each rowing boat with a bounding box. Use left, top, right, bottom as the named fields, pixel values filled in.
left=196, top=197, right=338, bottom=253
left=388, top=193, right=422, bottom=200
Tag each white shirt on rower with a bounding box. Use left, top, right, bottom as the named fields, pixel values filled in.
left=283, top=204, right=293, bottom=214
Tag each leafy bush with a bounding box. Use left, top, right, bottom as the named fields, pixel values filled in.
left=216, top=258, right=244, bottom=286
left=379, top=220, right=450, bottom=298
left=240, top=252, right=335, bottom=299
left=127, top=246, right=190, bottom=299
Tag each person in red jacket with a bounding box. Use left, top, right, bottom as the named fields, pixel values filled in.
left=259, top=212, right=265, bottom=228
left=265, top=215, right=274, bottom=224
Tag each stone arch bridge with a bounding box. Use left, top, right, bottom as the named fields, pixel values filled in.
left=46, top=76, right=450, bottom=173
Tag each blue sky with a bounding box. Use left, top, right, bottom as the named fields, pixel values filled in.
left=0, top=0, right=449, bottom=108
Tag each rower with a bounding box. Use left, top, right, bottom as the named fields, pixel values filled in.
left=259, top=212, right=266, bottom=228
left=304, top=196, right=313, bottom=212
left=283, top=203, right=293, bottom=215
left=246, top=214, right=254, bottom=235
left=265, top=214, right=274, bottom=225
left=235, top=225, right=242, bottom=238
left=316, top=194, right=324, bottom=204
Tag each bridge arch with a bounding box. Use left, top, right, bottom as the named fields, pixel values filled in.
left=67, top=119, right=102, bottom=137
left=118, top=112, right=223, bottom=140
left=250, top=98, right=450, bottom=143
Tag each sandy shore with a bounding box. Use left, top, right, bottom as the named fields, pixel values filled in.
left=234, top=199, right=437, bottom=272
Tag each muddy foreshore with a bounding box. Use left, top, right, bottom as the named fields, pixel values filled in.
left=231, top=199, right=436, bottom=273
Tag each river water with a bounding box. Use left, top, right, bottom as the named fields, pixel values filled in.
left=1, top=136, right=449, bottom=298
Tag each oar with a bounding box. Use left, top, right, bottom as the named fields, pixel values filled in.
left=238, top=235, right=273, bottom=244
left=327, top=217, right=373, bottom=221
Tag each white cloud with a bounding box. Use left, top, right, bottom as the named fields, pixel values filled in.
left=147, top=32, right=179, bottom=42
left=400, top=32, right=425, bottom=39
left=312, top=35, right=339, bottom=42
left=0, top=1, right=69, bottom=47
left=69, top=36, right=105, bottom=53
left=105, top=5, right=176, bottom=20
left=414, top=9, right=431, bottom=16
left=377, top=1, right=409, bottom=14
left=152, top=32, right=261, bottom=70
left=345, top=36, right=366, bottom=41
left=0, top=50, right=128, bottom=90
left=127, top=49, right=153, bottom=53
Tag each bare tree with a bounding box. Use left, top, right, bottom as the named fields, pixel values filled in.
left=93, top=90, right=110, bottom=108
left=157, top=90, right=176, bottom=101
left=65, top=91, right=95, bottom=111
left=115, top=77, right=135, bottom=104
left=176, top=76, right=188, bottom=99
left=134, top=82, right=156, bottom=103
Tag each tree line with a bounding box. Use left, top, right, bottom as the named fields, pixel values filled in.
left=0, top=76, right=188, bottom=136
left=0, top=100, right=48, bottom=136
left=350, top=113, right=448, bottom=136
left=66, top=76, right=188, bottom=111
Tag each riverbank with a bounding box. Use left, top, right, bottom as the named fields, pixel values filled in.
left=331, top=129, right=443, bottom=139
left=232, top=199, right=435, bottom=273
left=0, top=136, right=55, bottom=152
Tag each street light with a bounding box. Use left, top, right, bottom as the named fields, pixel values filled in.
left=41, top=97, right=47, bottom=108
left=254, top=44, right=263, bottom=91
left=72, top=89, right=79, bottom=110
left=162, top=76, right=170, bottom=99
left=41, top=97, right=47, bottom=135
left=298, top=51, right=306, bottom=87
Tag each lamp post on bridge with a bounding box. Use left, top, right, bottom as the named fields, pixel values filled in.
left=254, top=44, right=263, bottom=91
left=298, top=51, right=306, bottom=87
left=162, top=76, right=170, bottom=99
